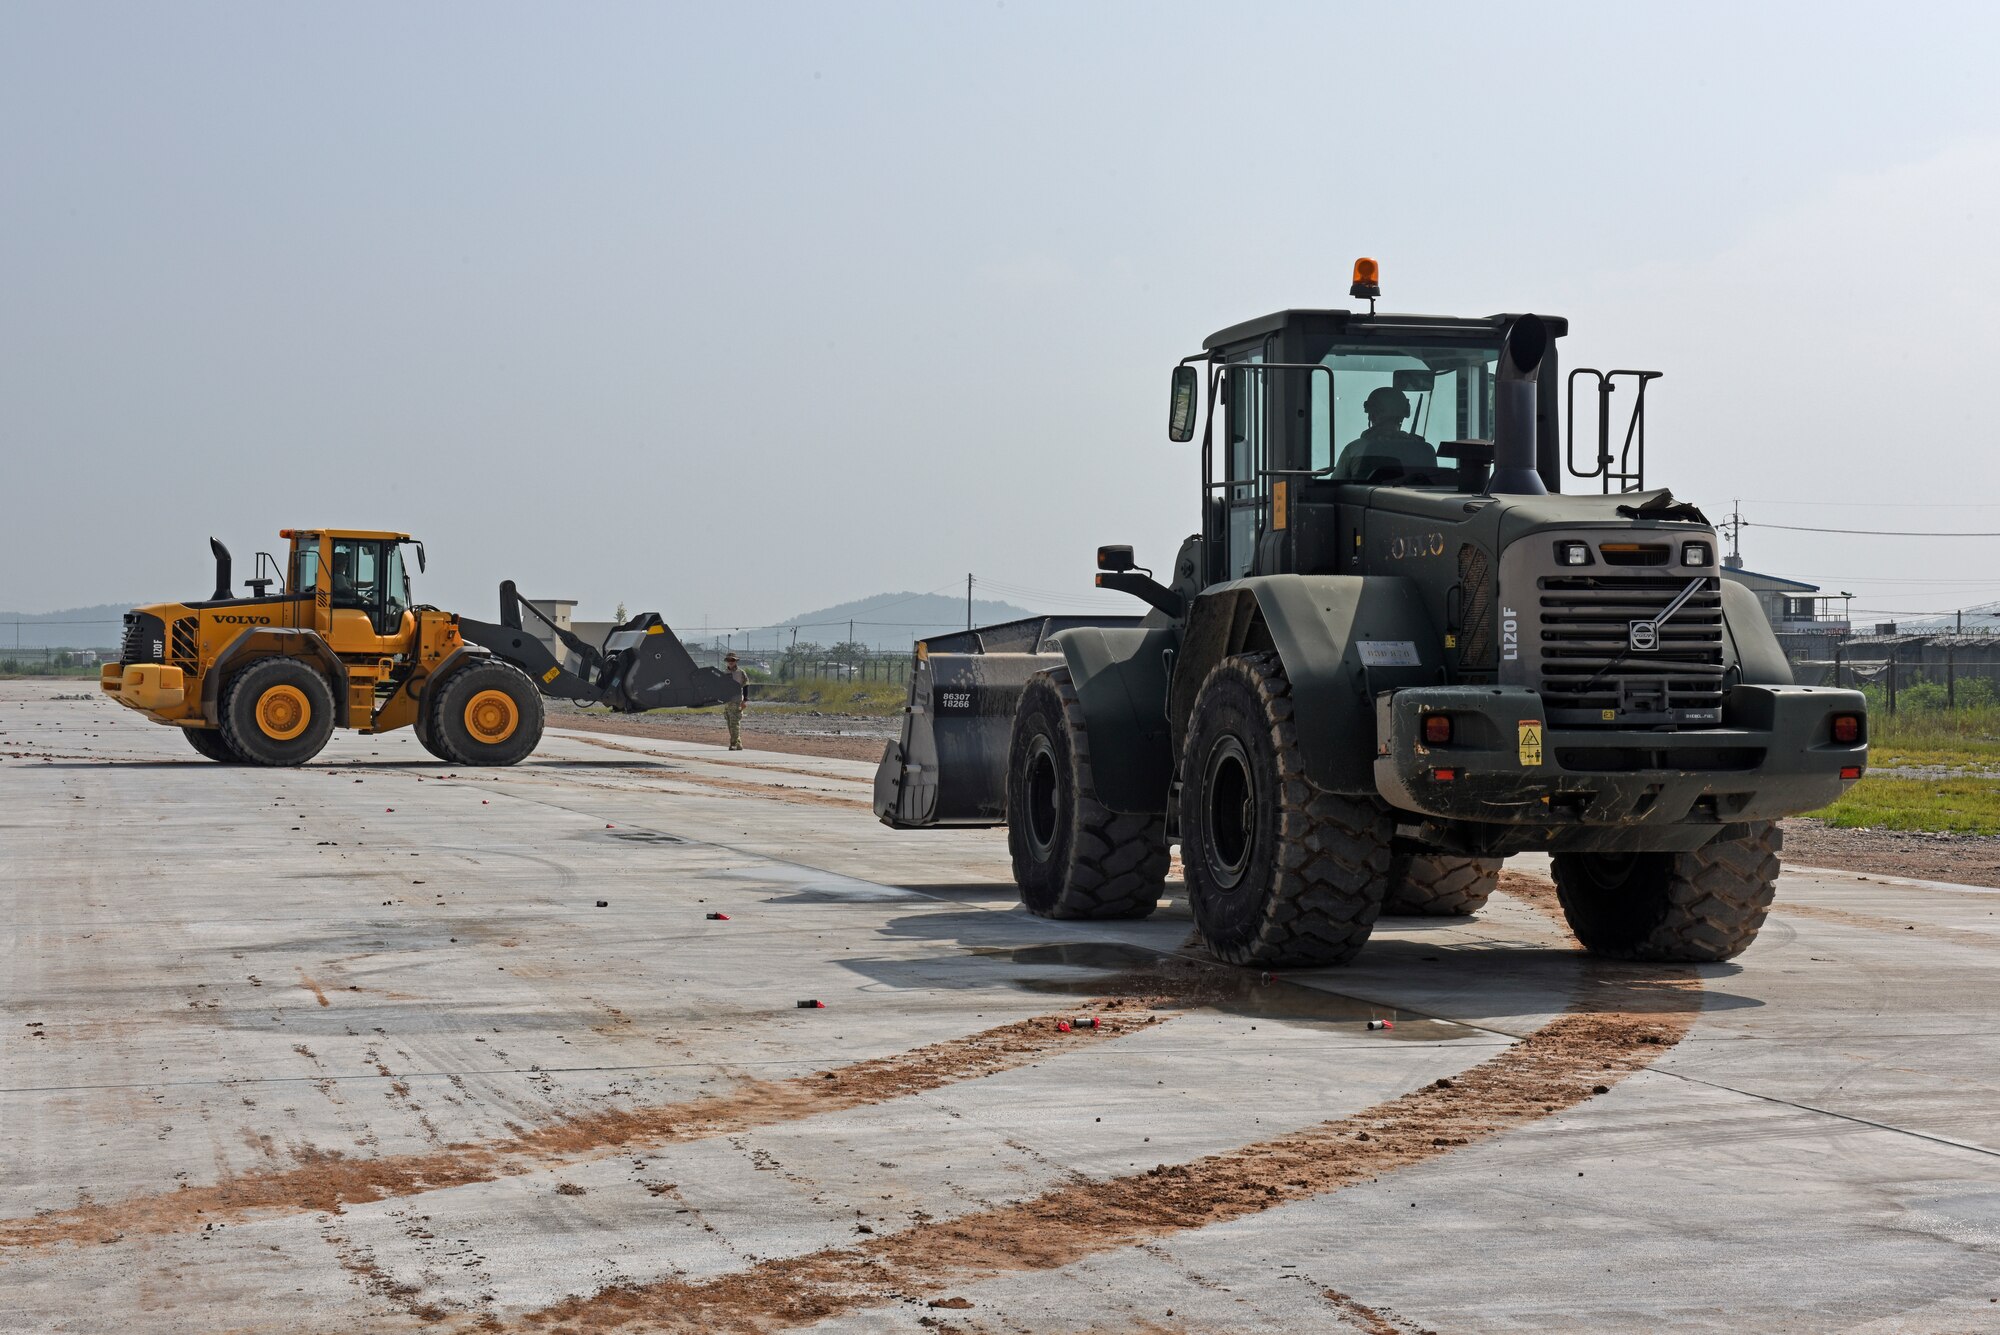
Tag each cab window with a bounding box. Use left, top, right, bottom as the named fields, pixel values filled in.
left=293, top=544, right=321, bottom=595
left=1309, top=341, right=1500, bottom=481
left=329, top=538, right=406, bottom=635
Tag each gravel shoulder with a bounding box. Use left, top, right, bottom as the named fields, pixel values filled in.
left=1780, top=816, right=2000, bottom=888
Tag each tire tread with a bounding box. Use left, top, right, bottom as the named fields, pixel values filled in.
left=1008, top=667, right=1168, bottom=921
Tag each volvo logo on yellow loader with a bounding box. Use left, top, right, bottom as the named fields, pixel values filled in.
left=214, top=615, right=273, bottom=625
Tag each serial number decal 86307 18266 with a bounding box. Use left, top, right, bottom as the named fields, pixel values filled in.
left=938, top=691, right=974, bottom=711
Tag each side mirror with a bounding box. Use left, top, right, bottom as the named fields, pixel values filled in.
left=1096, top=544, right=1136, bottom=573
left=414, top=541, right=426, bottom=573
left=1168, top=365, right=1198, bottom=442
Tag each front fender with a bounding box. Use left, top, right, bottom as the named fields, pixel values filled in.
left=1173, top=576, right=1446, bottom=795
left=1050, top=624, right=1178, bottom=815
left=1720, top=579, right=1793, bottom=686
left=202, top=628, right=352, bottom=727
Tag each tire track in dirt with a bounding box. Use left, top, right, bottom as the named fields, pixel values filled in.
left=504, top=961, right=1700, bottom=1334
left=0, top=1002, right=1168, bottom=1250
left=1494, top=870, right=1575, bottom=942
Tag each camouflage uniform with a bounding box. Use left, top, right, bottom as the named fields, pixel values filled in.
left=723, top=658, right=748, bottom=750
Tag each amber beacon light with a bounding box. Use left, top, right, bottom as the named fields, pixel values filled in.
left=1349, top=257, right=1380, bottom=301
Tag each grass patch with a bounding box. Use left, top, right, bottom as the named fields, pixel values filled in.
left=1866, top=705, right=2000, bottom=771
left=1806, top=776, right=2000, bottom=835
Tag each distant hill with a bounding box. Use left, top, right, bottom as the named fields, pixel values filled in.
left=0, top=604, right=131, bottom=650
left=698, top=592, right=1036, bottom=654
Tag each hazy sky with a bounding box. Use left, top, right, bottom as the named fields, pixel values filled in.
left=5, top=2, right=1999, bottom=630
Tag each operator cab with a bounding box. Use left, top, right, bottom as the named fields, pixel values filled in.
left=285, top=529, right=428, bottom=642
left=1187, top=303, right=1566, bottom=584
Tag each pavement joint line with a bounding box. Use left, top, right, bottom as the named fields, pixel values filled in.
left=1645, top=1066, right=2000, bottom=1162
left=546, top=728, right=874, bottom=783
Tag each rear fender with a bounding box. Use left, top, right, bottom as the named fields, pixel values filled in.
left=1048, top=625, right=1177, bottom=815
left=1170, top=576, right=1445, bottom=794
left=203, top=628, right=351, bottom=727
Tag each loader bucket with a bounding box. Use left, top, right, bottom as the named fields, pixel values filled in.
left=461, top=587, right=736, bottom=714
left=872, top=615, right=1142, bottom=829
left=599, top=615, right=737, bottom=711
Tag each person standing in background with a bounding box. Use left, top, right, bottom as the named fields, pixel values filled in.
left=723, top=652, right=748, bottom=750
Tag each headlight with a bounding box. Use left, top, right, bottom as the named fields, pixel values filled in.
left=1557, top=541, right=1592, bottom=566
left=1682, top=541, right=1711, bottom=566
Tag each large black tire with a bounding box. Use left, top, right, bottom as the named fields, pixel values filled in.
left=183, top=727, right=245, bottom=764
left=412, top=702, right=454, bottom=762
left=1383, top=852, right=1501, bottom=916
left=1178, top=653, right=1393, bottom=967
left=432, top=659, right=544, bottom=766
left=221, top=658, right=337, bottom=767
left=1550, top=821, right=1782, bottom=962
left=1006, top=666, right=1168, bottom=920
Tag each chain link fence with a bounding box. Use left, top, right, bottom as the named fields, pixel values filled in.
left=1792, top=640, right=2000, bottom=714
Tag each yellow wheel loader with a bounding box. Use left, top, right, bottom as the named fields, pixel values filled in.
left=102, top=528, right=734, bottom=766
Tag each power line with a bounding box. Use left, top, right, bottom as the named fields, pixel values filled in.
left=1742, top=522, right=2000, bottom=538
left=1733, top=498, right=2000, bottom=509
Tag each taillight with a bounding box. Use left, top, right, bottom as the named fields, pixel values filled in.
left=1831, top=714, right=1861, bottom=745
left=1840, top=766, right=1863, bottom=780
left=1431, top=767, right=1457, bottom=782
left=1422, top=715, right=1453, bottom=746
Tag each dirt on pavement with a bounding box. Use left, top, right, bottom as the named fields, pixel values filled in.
left=515, top=962, right=1700, bottom=1335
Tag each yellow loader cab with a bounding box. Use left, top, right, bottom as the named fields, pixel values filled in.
left=103, top=529, right=736, bottom=767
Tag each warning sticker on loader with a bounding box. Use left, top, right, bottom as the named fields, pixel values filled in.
left=1517, top=720, right=1544, bottom=767
left=543, top=666, right=561, bottom=684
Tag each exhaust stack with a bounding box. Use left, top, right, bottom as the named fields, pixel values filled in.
left=208, top=538, right=233, bottom=601
left=1488, top=314, right=1548, bottom=496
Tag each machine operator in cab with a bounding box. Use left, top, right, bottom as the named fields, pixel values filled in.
left=1333, top=385, right=1435, bottom=478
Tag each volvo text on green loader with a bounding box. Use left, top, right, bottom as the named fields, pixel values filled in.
left=875, top=263, right=1869, bottom=965
left=102, top=528, right=735, bottom=765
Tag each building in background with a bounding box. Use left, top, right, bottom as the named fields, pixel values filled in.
left=1720, top=558, right=1849, bottom=663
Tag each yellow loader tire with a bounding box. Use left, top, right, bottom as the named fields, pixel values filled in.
left=433, top=660, right=543, bottom=767
left=222, top=658, right=336, bottom=767
left=411, top=706, right=454, bottom=763
left=184, top=727, right=245, bottom=764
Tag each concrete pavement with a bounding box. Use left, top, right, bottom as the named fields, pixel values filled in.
left=3, top=680, right=1998, bottom=1333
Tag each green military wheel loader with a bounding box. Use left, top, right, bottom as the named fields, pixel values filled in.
left=875, top=262, right=1868, bottom=967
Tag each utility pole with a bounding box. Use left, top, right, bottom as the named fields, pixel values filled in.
left=1723, top=499, right=1743, bottom=568
left=967, top=573, right=973, bottom=631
